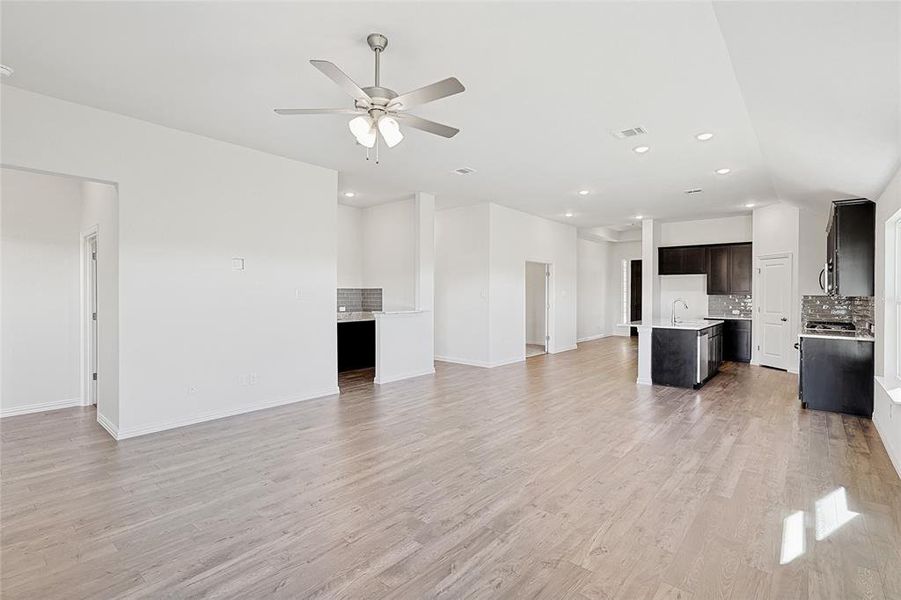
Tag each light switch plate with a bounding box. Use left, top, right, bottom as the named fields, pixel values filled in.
left=231, top=257, right=245, bottom=271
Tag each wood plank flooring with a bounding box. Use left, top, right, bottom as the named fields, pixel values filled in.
left=2, top=336, right=900, bottom=599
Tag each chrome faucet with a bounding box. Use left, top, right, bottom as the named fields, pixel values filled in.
left=672, top=298, right=688, bottom=324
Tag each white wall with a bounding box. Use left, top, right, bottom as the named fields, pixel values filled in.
left=2, top=86, right=338, bottom=438
left=80, top=180, right=119, bottom=426
left=659, top=275, right=708, bottom=322
left=435, top=203, right=577, bottom=367
left=577, top=238, right=609, bottom=341
left=657, top=215, right=752, bottom=246
left=363, top=198, right=416, bottom=311
left=525, top=261, right=547, bottom=345
left=874, top=165, right=901, bottom=478
left=337, top=203, right=363, bottom=288
left=1, top=168, right=83, bottom=415
left=435, top=204, right=490, bottom=366
left=752, top=203, right=801, bottom=372
left=488, top=203, right=578, bottom=365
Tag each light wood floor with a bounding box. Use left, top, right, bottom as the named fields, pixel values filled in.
left=2, top=337, right=900, bottom=599
left=526, top=344, right=546, bottom=358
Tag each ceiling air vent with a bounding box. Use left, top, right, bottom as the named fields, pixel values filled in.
left=612, top=126, right=647, bottom=139
left=683, top=188, right=704, bottom=195
left=453, top=167, right=476, bottom=175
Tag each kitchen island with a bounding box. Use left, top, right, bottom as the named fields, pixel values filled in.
left=634, top=320, right=724, bottom=388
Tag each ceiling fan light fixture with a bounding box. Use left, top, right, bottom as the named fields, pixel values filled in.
left=349, top=115, right=376, bottom=148
left=377, top=116, right=404, bottom=148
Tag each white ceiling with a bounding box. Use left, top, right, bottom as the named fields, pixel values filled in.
left=2, top=2, right=898, bottom=229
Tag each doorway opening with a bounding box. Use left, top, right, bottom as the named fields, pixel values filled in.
left=629, top=259, right=642, bottom=336
left=525, top=261, right=550, bottom=358
left=0, top=166, right=118, bottom=435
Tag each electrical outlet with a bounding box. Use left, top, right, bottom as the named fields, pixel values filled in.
left=249, top=373, right=258, bottom=385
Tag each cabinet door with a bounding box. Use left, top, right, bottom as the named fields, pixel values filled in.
left=658, top=247, right=682, bottom=275
left=730, top=244, right=753, bottom=294
left=682, top=247, right=707, bottom=274
left=706, top=246, right=730, bottom=294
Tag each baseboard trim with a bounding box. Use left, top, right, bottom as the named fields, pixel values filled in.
left=435, top=355, right=526, bottom=369
left=1, top=397, right=83, bottom=418
left=115, top=386, right=340, bottom=440
left=636, top=377, right=653, bottom=386
left=435, top=355, right=491, bottom=368
left=874, top=415, right=901, bottom=481
left=375, top=368, right=436, bottom=385
left=552, top=344, right=579, bottom=354
left=96, top=411, right=119, bottom=439
left=577, top=334, right=610, bottom=343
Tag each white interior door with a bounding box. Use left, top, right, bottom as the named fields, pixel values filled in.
left=758, top=255, right=792, bottom=370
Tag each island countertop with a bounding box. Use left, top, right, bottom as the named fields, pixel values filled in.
left=625, top=319, right=724, bottom=331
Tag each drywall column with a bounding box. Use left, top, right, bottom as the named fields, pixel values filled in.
left=637, top=218, right=659, bottom=385
left=414, top=192, right=435, bottom=312
left=414, top=192, right=436, bottom=365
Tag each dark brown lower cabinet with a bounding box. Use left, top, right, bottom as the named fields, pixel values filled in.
left=704, top=318, right=751, bottom=363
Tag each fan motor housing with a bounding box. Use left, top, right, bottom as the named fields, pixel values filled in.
left=367, top=33, right=388, bottom=52
left=360, top=86, right=397, bottom=107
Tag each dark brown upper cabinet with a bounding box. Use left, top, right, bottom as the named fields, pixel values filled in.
left=706, top=246, right=731, bottom=294
left=825, top=199, right=875, bottom=297
left=658, top=246, right=707, bottom=275
left=706, top=243, right=753, bottom=295
left=729, top=244, right=753, bottom=294
left=659, top=242, right=753, bottom=295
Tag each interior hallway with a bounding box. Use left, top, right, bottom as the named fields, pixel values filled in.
left=1, top=337, right=899, bottom=599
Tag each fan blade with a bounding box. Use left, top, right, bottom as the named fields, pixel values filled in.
left=394, top=113, right=460, bottom=138
left=310, top=60, right=371, bottom=102
left=388, top=77, right=464, bottom=110
left=274, top=108, right=362, bottom=115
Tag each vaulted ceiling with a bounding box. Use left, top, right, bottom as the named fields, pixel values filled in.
left=2, top=2, right=898, bottom=228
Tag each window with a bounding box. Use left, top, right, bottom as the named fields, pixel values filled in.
left=895, top=221, right=901, bottom=376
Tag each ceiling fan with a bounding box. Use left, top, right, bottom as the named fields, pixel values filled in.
left=274, top=33, right=464, bottom=160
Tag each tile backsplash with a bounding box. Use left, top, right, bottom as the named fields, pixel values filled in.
left=801, top=295, right=874, bottom=332
left=337, top=288, right=382, bottom=312
left=708, top=294, right=753, bottom=318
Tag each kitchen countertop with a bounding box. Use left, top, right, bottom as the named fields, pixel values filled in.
left=799, top=330, right=875, bottom=342
left=337, top=311, right=375, bottom=323
left=628, top=319, right=724, bottom=331
left=705, top=315, right=752, bottom=321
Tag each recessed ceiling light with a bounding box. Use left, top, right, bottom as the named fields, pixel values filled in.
left=0, top=65, right=12, bottom=78
left=715, top=168, right=731, bottom=175
left=343, top=191, right=355, bottom=198
left=453, top=167, right=476, bottom=175
left=578, top=190, right=590, bottom=196
left=633, top=145, right=650, bottom=154
left=635, top=215, right=644, bottom=220
left=696, top=132, right=714, bottom=141
left=745, top=202, right=755, bottom=208
left=565, top=211, right=574, bottom=218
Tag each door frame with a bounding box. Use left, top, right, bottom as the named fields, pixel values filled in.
left=81, top=226, right=99, bottom=406
left=754, top=251, right=794, bottom=370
